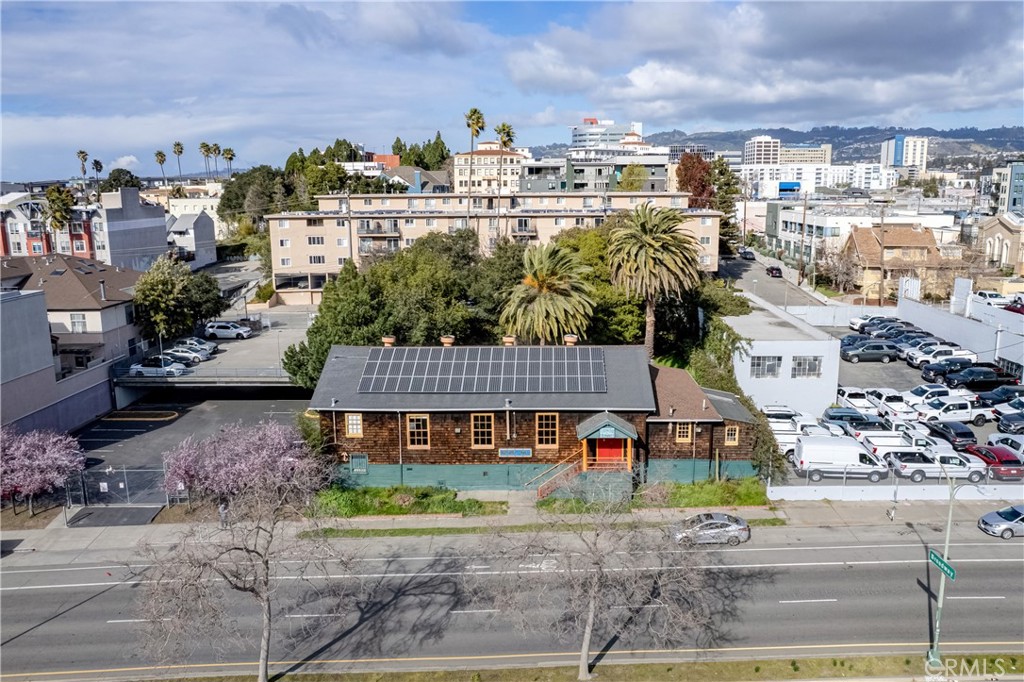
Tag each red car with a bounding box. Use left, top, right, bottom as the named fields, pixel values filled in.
left=1003, top=302, right=1024, bottom=315
left=965, top=444, right=1024, bottom=480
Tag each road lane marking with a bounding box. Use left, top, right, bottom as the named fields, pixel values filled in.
left=106, top=619, right=167, bottom=623
left=90, top=429, right=147, bottom=433
left=285, top=614, right=342, bottom=618
left=778, top=599, right=838, bottom=604
left=947, top=595, right=1005, bottom=600
left=450, top=609, right=499, bottom=614
left=1, top=641, right=1021, bottom=679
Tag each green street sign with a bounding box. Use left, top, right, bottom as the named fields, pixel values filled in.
left=929, top=549, right=956, bottom=581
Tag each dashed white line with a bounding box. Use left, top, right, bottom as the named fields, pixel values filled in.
left=107, top=618, right=167, bottom=623
left=451, top=609, right=499, bottom=614
left=779, top=599, right=838, bottom=604
left=948, top=596, right=1005, bottom=600
left=285, top=614, right=343, bottom=618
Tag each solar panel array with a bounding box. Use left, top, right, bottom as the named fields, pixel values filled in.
left=357, top=346, right=607, bottom=394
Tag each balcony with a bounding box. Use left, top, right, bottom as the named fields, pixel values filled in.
left=511, top=225, right=537, bottom=236
left=356, top=222, right=400, bottom=236
left=358, top=243, right=400, bottom=256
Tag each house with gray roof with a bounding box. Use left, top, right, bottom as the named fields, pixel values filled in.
left=167, top=211, right=216, bottom=270
left=383, top=166, right=450, bottom=194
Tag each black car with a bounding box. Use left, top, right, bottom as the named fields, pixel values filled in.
left=841, top=333, right=871, bottom=347
left=921, top=357, right=978, bottom=382
left=873, top=327, right=920, bottom=340
left=925, top=420, right=978, bottom=450
left=861, top=319, right=904, bottom=335
left=891, top=331, right=930, bottom=345
left=998, top=412, right=1024, bottom=434
left=944, top=367, right=1020, bottom=391
left=766, top=266, right=782, bottom=278
left=854, top=316, right=898, bottom=332
left=740, top=249, right=756, bottom=261
left=977, top=385, right=1024, bottom=408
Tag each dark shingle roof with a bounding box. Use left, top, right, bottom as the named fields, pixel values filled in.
left=311, top=345, right=655, bottom=413
left=0, top=254, right=141, bottom=310
left=648, top=365, right=723, bottom=422
left=703, top=389, right=755, bottom=424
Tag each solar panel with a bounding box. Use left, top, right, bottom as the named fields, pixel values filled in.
left=357, top=346, right=608, bottom=394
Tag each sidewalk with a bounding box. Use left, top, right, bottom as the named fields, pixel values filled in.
left=0, top=498, right=1007, bottom=558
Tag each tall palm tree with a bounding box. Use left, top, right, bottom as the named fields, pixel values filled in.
left=608, top=205, right=701, bottom=359
left=172, top=141, right=184, bottom=184
left=464, top=108, right=485, bottom=239
left=155, top=150, right=167, bottom=186
left=499, top=243, right=594, bottom=345
left=222, top=147, right=235, bottom=175
left=199, top=142, right=211, bottom=179
left=91, top=159, right=103, bottom=190
left=76, top=150, right=89, bottom=180
left=494, top=122, right=515, bottom=237
left=210, top=143, right=221, bottom=177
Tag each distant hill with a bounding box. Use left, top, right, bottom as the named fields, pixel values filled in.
left=529, top=126, right=1024, bottom=165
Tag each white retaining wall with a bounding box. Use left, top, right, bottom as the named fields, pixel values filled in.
left=782, top=304, right=895, bottom=328
left=896, top=297, right=1023, bottom=366
left=768, top=483, right=1021, bottom=502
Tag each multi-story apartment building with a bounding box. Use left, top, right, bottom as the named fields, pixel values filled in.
left=569, top=118, right=642, bottom=147
left=881, top=135, right=929, bottom=171
left=739, top=163, right=899, bottom=197
left=743, top=136, right=781, bottom=165
left=266, top=191, right=721, bottom=304
left=779, top=143, right=832, bottom=165
left=669, top=144, right=715, bottom=161
left=169, top=194, right=229, bottom=239
left=453, top=141, right=527, bottom=194
left=991, top=161, right=1024, bottom=214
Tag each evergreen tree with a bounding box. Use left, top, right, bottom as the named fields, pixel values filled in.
left=708, top=157, right=742, bottom=245
left=617, top=164, right=647, bottom=191
left=392, top=136, right=407, bottom=157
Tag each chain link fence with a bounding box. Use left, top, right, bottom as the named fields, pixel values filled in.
left=66, top=466, right=168, bottom=506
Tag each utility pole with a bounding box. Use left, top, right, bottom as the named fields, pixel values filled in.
left=878, top=202, right=887, bottom=308
left=796, top=192, right=809, bottom=286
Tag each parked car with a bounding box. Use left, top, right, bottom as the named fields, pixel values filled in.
left=673, top=513, right=751, bottom=546
left=166, top=346, right=211, bottom=363
left=129, top=357, right=187, bottom=377
left=765, top=266, right=782, bottom=278
left=740, top=249, right=756, bottom=261
left=890, top=448, right=986, bottom=483
left=997, top=411, right=1024, bottom=435
left=923, top=420, right=978, bottom=450
left=964, top=445, right=1024, bottom=481
left=157, top=351, right=198, bottom=368
left=1003, top=301, right=1024, bottom=315
left=795, top=436, right=888, bottom=482
left=977, top=505, right=1024, bottom=540
left=852, top=315, right=898, bottom=333
left=907, top=344, right=975, bottom=369
left=975, top=290, right=1012, bottom=306
left=865, top=388, right=916, bottom=419
left=993, top=397, right=1024, bottom=421
left=976, top=385, right=1024, bottom=408
left=902, top=383, right=978, bottom=407
left=869, top=322, right=920, bottom=338
left=177, top=336, right=218, bottom=353
left=920, top=357, right=978, bottom=383
left=205, top=321, right=253, bottom=340
left=888, top=331, right=930, bottom=345
left=944, top=367, right=1019, bottom=391
left=897, top=336, right=942, bottom=360
left=821, top=407, right=868, bottom=424
left=987, top=433, right=1024, bottom=458
left=861, top=319, right=906, bottom=335
left=849, top=312, right=892, bottom=331
left=840, top=341, right=899, bottom=364
left=840, top=334, right=872, bottom=348
left=837, top=387, right=874, bottom=411
left=763, top=405, right=813, bottom=427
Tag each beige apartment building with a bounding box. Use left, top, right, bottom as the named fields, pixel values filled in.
left=266, top=191, right=721, bottom=305
left=454, top=141, right=526, bottom=193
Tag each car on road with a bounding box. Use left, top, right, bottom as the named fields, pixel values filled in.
left=977, top=505, right=1024, bottom=540
left=177, top=336, right=218, bottom=353
left=964, top=445, right=1024, bottom=481
left=673, top=513, right=750, bottom=546
left=975, top=290, right=1012, bottom=306
left=129, top=357, right=187, bottom=377
left=977, top=385, right=1024, bottom=408
left=889, top=449, right=987, bottom=483
left=740, top=249, right=756, bottom=261
left=205, top=321, right=253, bottom=340
left=166, top=346, right=211, bottom=363
left=944, top=366, right=1019, bottom=391
left=765, top=266, right=782, bottom=278
left=157, top=351, right=198, bottom=368
left=923, top=420, right=978, bottom=450
left=837, top=387, right=874, bottom=411
left=840, top=341, right=899, bottom=364
left=987, top=433, right=1024, bottom=458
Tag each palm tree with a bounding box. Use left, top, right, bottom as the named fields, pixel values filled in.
left=222, top=147, right=235, bottom=175
left=76, top=150, right=89, bottom=180
left=608, top=205, right=702, bottom=359
left=155, top=150, right=167, bottom=186
left=499, top=243, right=594, bottom=345
left=172, top=141, right=184, bottom=184
left=199, top=142, right=211, bottom=179
left=494, top=122, right=515, bottom=237
left=464, top=108, right=485, bottom=239
left=211, top=143, right=221, bottom=177
left=91, top=159, right=103, bottom=190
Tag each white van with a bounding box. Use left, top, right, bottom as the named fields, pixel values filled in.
left=795, top=435, right=890, bottom=483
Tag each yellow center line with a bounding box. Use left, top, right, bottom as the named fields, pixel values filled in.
left=1, top=640, right=1020, bottom=679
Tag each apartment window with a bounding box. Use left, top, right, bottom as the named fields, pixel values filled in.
left=11, top=241, right=22, bottom=253
left=70, top=313, right=86, bottom=333
left=308, top=236, right=324, bottom=246
left=539, top=197, right=548, bottom=205
left=385, top=219, right=399, bottom=230
left=335, top=219, right=347, bottom=227
left=381, top=198, right=390, bottom=206
left=472, top=413, right=494, bottom=448
left=725, top=426, right=739, bottom=446
left=358, top=219, right=371, bottom=230
left=442, top=198, right=452, bottom=205
left=337, top=257, right=348, bottom=265
left=307, top=219, right=323, bottom=227
left=670, top=197, right=682, bottom=207
left=517, top=218, right=530, bottom=230
left=336, top=238, right=348, bottom=247
left=345, top=413, right=363, bottom=438
left=536, top=413, right=558, bottom=448
left=279, top=239, right=290, bottom=247
left=277, top=219, right=287, bottom=228
left=425, top=198, right=436, bottom=208
left=557, top=197, right=566, bottom=205
left=404, top=218, right=415, bottom=227
left=699, top=236, right=711, bottom=245
left=280, top=257, right=291, bottom=266
left=338, top=200, right=348, bottom=211
left=363, top=199, right=373, bottom=206
left=630, top=196, right=639, bottom=204
left=791, top=356, right=823, bottom=378
left=407, top=199, right=419, bottom=209
left=71, top=222, right=84, bottom=233
left=699, top=255, right=711, bottom=265
left=32, top=243, right=42, bottom=254
left=574, top=218, right=586, bottom=227
left=583, top=198, right=594, bottom=208
left=701, top=217, right=712, bottom=226
left=750, top=356, right=782, bottom=378
left=407, top=414, right=430, bottom=448
left=675, top=423, right=693, bottom=443
left=309, top=255, right=325, bottom=265
left=425, top=218, right=436, bottom=228
left=73, top=240, right=86, bottom=251
left=554, top=217, right=565, bottom=227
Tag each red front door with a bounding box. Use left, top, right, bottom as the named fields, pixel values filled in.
left=595, top=438, right=621, bottom=462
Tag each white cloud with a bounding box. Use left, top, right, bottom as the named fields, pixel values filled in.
left=109, top=155, right=140, bottom=171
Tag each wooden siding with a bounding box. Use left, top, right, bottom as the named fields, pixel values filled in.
left=646, top=419, right=754, bottom=461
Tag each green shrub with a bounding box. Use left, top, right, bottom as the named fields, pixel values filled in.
left=250, top=281, right=275, bottom=303
left=314, top=485, right=488, bottom=517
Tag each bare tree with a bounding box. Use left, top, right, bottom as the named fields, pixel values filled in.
left=471, top=478, right=721, bottom=681
left=134, top=422, right=346, bottom=682
left=815, top=245, right=859, bottom=294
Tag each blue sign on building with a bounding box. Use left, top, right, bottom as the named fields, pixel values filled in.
left=499, top=448, right=533, bottom=458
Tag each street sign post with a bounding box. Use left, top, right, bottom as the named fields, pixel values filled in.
left=929, top=549, right=956, bottom=582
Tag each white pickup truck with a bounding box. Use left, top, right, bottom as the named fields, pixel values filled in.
left=901, top=383, right=977, bottom=408
left=774, top=417, right=844, bottom=460
left=865, top=388, right=917, bottom=419
left=864, top=428, right=949, bottom=454
left=889, top=450, right=987, bottom=483
left=914, top=395, right=994, bottom=425
left=906, top=344, right=978, bottom=369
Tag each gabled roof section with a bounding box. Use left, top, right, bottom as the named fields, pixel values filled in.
left=0, top=254, right=141, bottom=310
left=844, top=224, right=940, bottom=267
left=383, top=166, right=449, bottom=191
left=648, top=365, right=723, bottom=422
left=576, top=411, right=638, bottom=440
left=167, top=214, right=200, bottom=233
left=703, top=389, right=755, bottom=424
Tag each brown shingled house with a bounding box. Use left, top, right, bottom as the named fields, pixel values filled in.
left=841, top=224, right=951, bottom=298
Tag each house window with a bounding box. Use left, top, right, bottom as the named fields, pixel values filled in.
left=125, top=305, right=135, bottom=325
left=336, top=238, right=348, bottom=247
left=277, top=220, right=287, bottom=228
left=536, top=413, right=558, bottom=448
left=336, top=219, right=347, bottom=227
left=308, top=236, right=324, bottom=245
left=472, top=413, right=494, bottom=448
left=675, top=423, right=693, bottom=443
left=73, top=240, right=86, bottom=251
left=71, top=222, right=84, bottom=233
left=280, top=257, right=291, bottom=266
left=279, top=239, right=290, bottom=247
left=750, top=356, right=782, bottom=378
left=32, top=243, right=42, bottom=254
left=699, top=236, right=711, bottom=245
left=407, top=414, right=430, bottom=448
left=345, top=413, right=363, bottom=438
left=725, top=425, right=739, bottom=446
left=350, top=453, right=369, bottom=475
left=70, top=313, right=86, bottom=333
left=791, top=356, right=823, bottom=379
left=309, top=255, right=325, bottom=264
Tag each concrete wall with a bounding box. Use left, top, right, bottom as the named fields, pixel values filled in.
left=897, top=297, right=1024, bottom=368
left=0, top=290, right=53, bottom=384
left=784, top=304, right=896, bottom=328
left=8, top=378, right=112, bottom=434
left=733, top=337, right=840, bottom=415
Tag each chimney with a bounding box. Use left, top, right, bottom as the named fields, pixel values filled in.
left=413, top=170, right=422, bottom=194
left=98, top=279, right=106, bottom=301
left=502, top=335, right=516, bottom=347
left=440, top=335, right=455, bottom=347
left=382, top=335, right=396, bottom=347
left=563, top=334, right=578, bottom=346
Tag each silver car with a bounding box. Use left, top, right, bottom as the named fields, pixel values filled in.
left=978, top=505, right=1024, bottom=540
left=674, top=513, right=751, bottom=546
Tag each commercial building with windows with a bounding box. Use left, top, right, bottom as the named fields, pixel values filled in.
left=743, top=136, right=782, bottom=165
left=722, top=295, right=840, bottom=415
left=570, top=119, right=643, bottom=147
left=265, top=191, right=720, bottom=304
left=881, top=135, right=929, bottom=171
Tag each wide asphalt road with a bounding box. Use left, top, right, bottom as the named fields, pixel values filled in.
left=718, top=256, right=823, bottom=309
left=2, top=525, right=1021, bottom=680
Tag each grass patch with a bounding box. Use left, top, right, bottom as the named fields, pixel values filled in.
left=302, top=520, right=668, bottom=540
left=635, top=479, right=769, bottom=508
left=121, top=653, right=1020, bottom=681
left=313, top=486, right=506, bottom=518
left=0, top=503, right=63, bottom=531
left=748, top=517, right=787, bottom=527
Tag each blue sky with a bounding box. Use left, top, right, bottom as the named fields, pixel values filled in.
left=2, top=1, right=1022, bottom=181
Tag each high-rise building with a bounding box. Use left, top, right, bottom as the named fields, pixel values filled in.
left=881, top=135, right=928, bottom=171
left=570, top=119, right=643, bottom=148
left=779, top=144, right=832, bottom=165
left=743, top=136, right=781, bottom=165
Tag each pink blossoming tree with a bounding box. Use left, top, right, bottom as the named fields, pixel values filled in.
left=1, top=426, right=84, bottom=515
